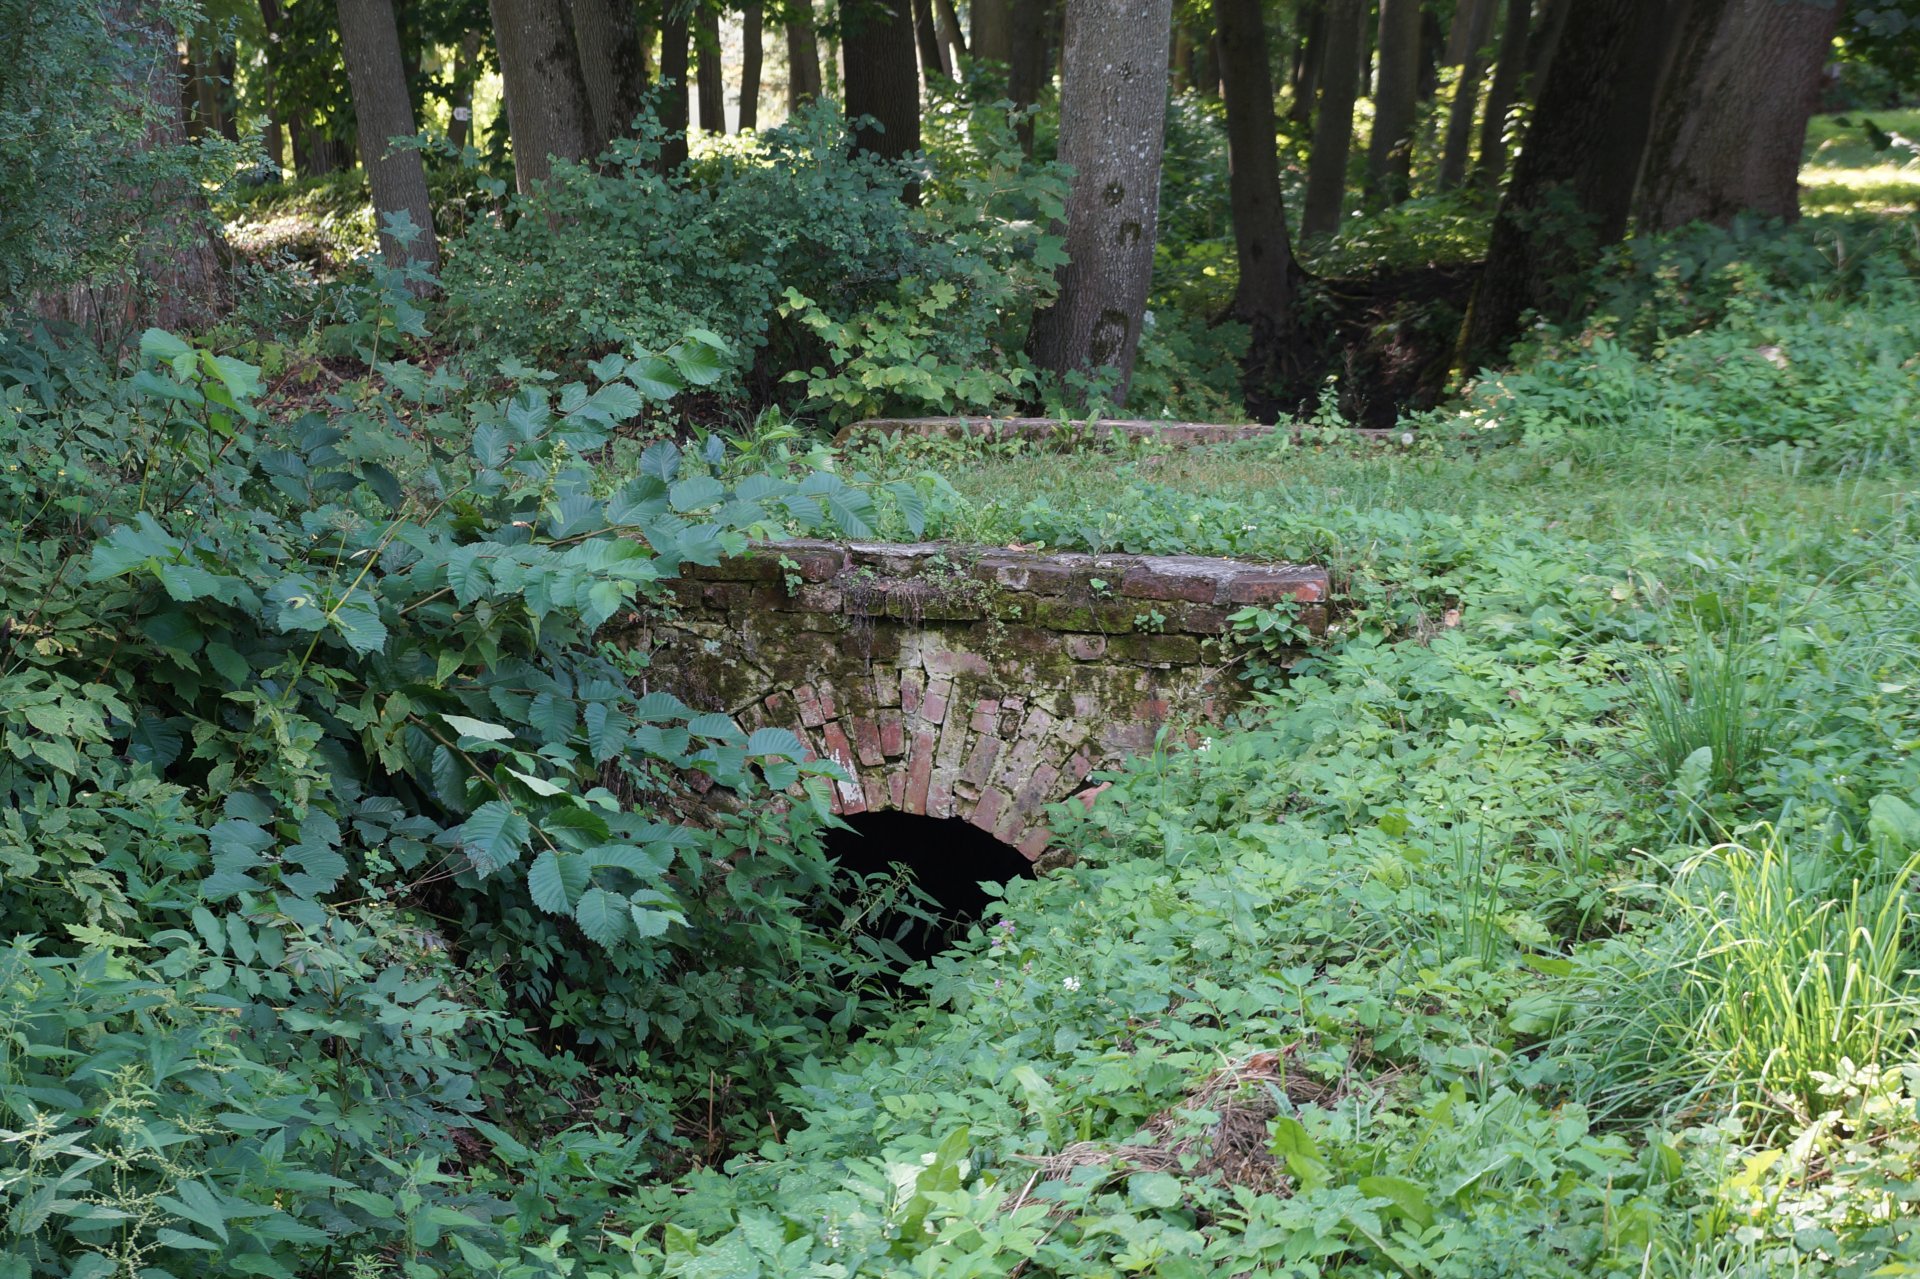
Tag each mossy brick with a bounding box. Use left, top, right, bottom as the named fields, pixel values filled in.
left=1108, top=634, right=1204, bottom=664
left=1032, top=598, right=1140, bottom=631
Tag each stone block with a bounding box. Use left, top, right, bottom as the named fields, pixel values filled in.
left=926, top=647, right=992, bottom=678
left=959, top=735, right=1001, bottom=789
left=968, top=786, right=1010, bottom=836
left=1065, top=634, right=1107, bottom=660
left=851, top=717, right=884, bottom=767
left=878, top=712, right=906, bottom=758
left=905, top=731, right=936, bottom=813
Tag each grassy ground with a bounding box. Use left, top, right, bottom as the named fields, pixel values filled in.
left=1803, top=108, right=1920, bottom=214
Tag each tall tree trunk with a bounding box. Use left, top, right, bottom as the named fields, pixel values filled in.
left=1028, top=0, right=1175, bottom=407
left=1366, top=0, right=1420, bottom=205
left=694, top=3, right=725, bottom=130
left=1300, top=0, right=1362, bottom=238
left=660, top=8, right=691, bottom=166
left=1008, top=0, right=1053, bottom=150
left=1215, top=0, right=1312, bottom=418
left=740, top=1, right=763, bottom=128
left=1437, top=0, right=1495, bottom=189
left=843, top=0, right=921, bottom=162
left=569, top=0, right=648, bottom=150
left=1288, top=0, right=1324, bottom=124
left=1458, top=0, right=1655, bottom=369
left=1471, top=0, right=1529, bottom=188
left=1526, top=0, right=1573, bottom=95
left=42, top=0, right=226, bottom=338
left=934, top=0, right=967, bottom=65
left=490, top=0, right=596, bottom=191
left=337, top=0, right=441, bottom=282
left=971, top=0, right=1011, bottom=66
left=1584, top=0, right=1694, bottom=239
left=1637, top=0, right=1837, bottom=231
left=912, top=0, right=949, bottom=82
left=787, top=4, right=823, bottom=107
left=447, top=29, right=482, bottom=151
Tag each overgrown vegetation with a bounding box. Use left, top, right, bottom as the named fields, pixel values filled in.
left=4, top=0, right=1920, bottom=1269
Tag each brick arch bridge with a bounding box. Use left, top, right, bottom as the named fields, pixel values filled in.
left=643, top=541, right=1328, bottom=862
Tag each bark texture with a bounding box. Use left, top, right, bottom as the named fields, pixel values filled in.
left=569, top=0, right=649, bottom=149
left=913, top=0, right=950, bottom=81
left=1366, top=0, right=1422, bottom=204
left=1471, top=0, right=1530, bottom=187
left=1008, top=0, right=1053, bottom=150
left=1214, top=0, right=1311, bottom=417
left=934, top=0, right=967, bottom=63
left=1638, top=0, right=1837, bottom=231
left=1437, top=0, right=1495, bottom=189
left=337, top=0, right=441, bottom=279
left=42, top=0, right=226, bottom=337
left=1458, top=0, right=1650, bottom=369
left=1299, top=0, right=1362, bottom=239
left=843, top=0, right=922, bottom=161
left=1584, top=0, right=1696, bottom=240
left=659, top=9, right=691, bottom=168
left=787, top=4, right=823, bottom=107
left=740, top=1, right=763, bottom=128
left=489, top=0, right=596, bottom=191
left=695, top=3, right=725, bottom=130
left=1027, top=0, right=1175, bottom=406
left=447, top=29, right=482, bottom=152
left=970, top=0, right=1012, bottom=65
left=1288, top=0, right=1323, bottom=124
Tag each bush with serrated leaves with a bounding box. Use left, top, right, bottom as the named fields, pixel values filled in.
left=0, top=310, right=928, bottom=1274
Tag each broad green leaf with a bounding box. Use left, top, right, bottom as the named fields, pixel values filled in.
left=528, top=850, right=589, bottom=913
left=574, top=887, right=628, bottom=945
left=442, top=714, right=515, bottom=742
left=458, top=801, right=530, bottom=875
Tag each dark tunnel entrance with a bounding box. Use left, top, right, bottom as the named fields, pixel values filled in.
left=822, top=810, right=1037, bottom=963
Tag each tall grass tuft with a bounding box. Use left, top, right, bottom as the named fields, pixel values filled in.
left=1633, top=630, right=1784, bottom=807
left=1672, top=829, right=1920, bottom=1129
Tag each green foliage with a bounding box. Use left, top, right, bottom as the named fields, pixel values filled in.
left=0, top=303, right=921, bottom=1272
left=440, top=101, right=1065, bottom=424
left=0, top=0, right=233, bottom=312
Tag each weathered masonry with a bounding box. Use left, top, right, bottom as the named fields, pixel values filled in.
left=641, top=540, right=1329, bottom=862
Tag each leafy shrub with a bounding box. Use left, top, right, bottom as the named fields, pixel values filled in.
left=0, top=309, right=926, bottom=1272
left=440, top=101, right=1065, bottom=427
left=0, top=0, right=233, bottom=313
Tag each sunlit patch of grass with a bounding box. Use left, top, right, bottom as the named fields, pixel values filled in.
left=1801, top=111, right=1920, bottom=214
left=1800, top=164, right=1920, bottom=215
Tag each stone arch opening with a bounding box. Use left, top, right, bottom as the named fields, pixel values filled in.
left=823, top=810, right=1035, bottom=961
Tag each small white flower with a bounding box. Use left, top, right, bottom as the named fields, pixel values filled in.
left=1061, top=976, right=1081, bottom=992
left=453, top=106, right=472, bottom=121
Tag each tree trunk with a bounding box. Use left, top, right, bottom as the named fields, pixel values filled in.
left=913, top=0, right=949, bottom=82
left=1288, top=0, right=1323, bottom=124
left=1366, top=0, right=1420, bottom=205
left=1583, top=0, right=1694, bottom=239
left=1214, top=0, right=1312, bottom=418
left=659, top=8, right=691, bottom=167
left=971, top=0, right=1011, bottom=66
left=1437, top=0, right=1495, bottom=189
left=1458, top=0, right=1654, bottom=369
left=1009, top=0, right=1053, bottom=150
left=1637, top=0, right=1837, bottom=231
left=934, top=0, right=967, bottom=64
left=448, top=29, right=482, bottom=151
left=490, top=0, right=596, bottom=191
left=41, top=0, right=226, bottom=338
left=337, top=0, right=441, bottom=283
left=787, top=4, right=823, bottom=108
left=843, top=0, right=921, bottom=162
left=740, top=1, right=763, bottom=128
left=1300, top=0, right=1362, bottom=239
left=1526, top=0, right=1573, bottom=95
left=1471, top=0, right=1529, bottom=188
left=694, top=3, right=725, bottom=131
left=1028, top=0, right=1175, bottom=407
left=569, top=0, right=648, bottom=150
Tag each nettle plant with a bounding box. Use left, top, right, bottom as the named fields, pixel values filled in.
left=0, top=324, right=918, bottom=1273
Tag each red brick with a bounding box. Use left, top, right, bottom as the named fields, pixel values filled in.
left=901, top=671, right=924, bottom=716
left=850, top=717, right=884, bottom=767
left=959, top=735, right=1001, bottom=788
left=794, top=685, right=826, bottom=727
left=969, top=699, right=1001, bottom=733
left=1226, top=569, right=1328, bottom=605
left=921, top=677, right=951, bottom=726
left=1065, top=751, right=1094, bottom=783
left=925, top=648, right=992, bottom=678
left=905, top=731, right=936, bottom=813
left=1066, top=635, right=1107, bottom=660
left=969, top=786, right=1010, bottom=835
left=878, top=712, right=906, bottom=758
left=1017, top=828, right=1051, bottom=860
left=888, top=770, right=907, bottom=809
left=1119, top=567, right=1218, bottom=603
left=862, top=772, right=888, bottom=812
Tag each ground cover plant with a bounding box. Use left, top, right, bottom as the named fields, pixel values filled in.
left=5, top=0, right=1920, bottom=1275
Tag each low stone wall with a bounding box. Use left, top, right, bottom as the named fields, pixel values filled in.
left=640, top=540, right=1328, bottom=860
left=836, top=416, right=1409, bottom=448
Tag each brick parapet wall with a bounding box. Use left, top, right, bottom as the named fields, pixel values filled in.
left=835, top=417, right=1410, bottom=448
left=646, top=541, right=1329, bottom=861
